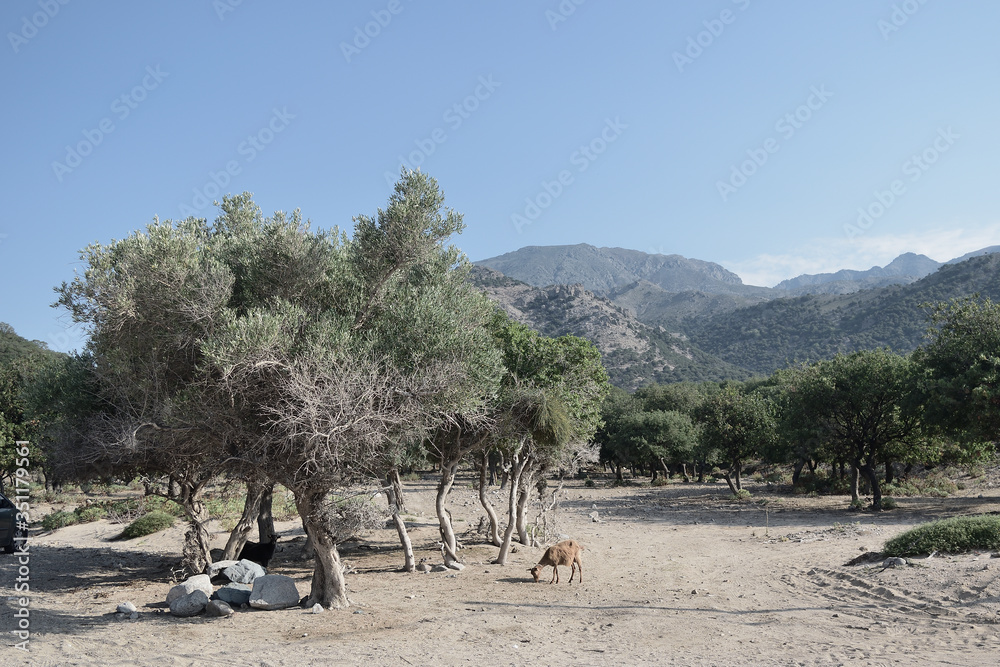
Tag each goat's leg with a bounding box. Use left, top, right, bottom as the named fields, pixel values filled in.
left=550, top=565, right=558, bottom=584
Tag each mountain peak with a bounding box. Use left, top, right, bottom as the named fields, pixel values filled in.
left=475, top=245, right=753, bottom=295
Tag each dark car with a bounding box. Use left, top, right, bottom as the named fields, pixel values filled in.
left=0, top=491, right=28, bottom=554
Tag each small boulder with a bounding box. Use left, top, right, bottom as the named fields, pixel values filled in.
left=431, top=564, right=450, bottom=573
left=446, top=562, right=465, bottom=571
left=206, top=560, right=239, bottom=578
left=883, top=557, right=907, bottom=568
left=415, top=563, right=431, bottom=573
left=167, top=574, right=213, bottom=604
left=224, top=559, right=267, bottom=585
left=169, top=589, right=209, bottom=617
left=213, top=582, right=253, bottom=607
left=249, top=575, right=301, bottom=611
left=205, top=600, right=235, bottom=618
left=311, top=603, right=324, bottom=614
left=117, top=601, right=137, bottom=614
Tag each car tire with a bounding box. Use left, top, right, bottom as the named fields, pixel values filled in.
left=3, top=526, right=27, bottom=554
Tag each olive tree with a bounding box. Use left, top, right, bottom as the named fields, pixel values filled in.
left=697, top=384, right=777, bottom=494
left=780, top=350, right=931, bottom=510
left=915, top=297, right=1000, bottom=446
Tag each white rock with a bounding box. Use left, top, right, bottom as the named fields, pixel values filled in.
left=117, top=601, right=137, bottom=614
left=205, top=599, right=234, bottom=617
left=311, top=603, right=324, bottom=614
left=166, top=574, right=213, bottom=604
left=206, top=560, right=239, bottom=578
left=249, top=574, right=301, bottom=611
left=446, top=562, right=465, bottom=571
left=223, top=559, right=267, bottom=585
left=169, top=589, right=209, bottom=617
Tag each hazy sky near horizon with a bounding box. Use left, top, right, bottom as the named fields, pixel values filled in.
left=2, top=1, right=999, bottom=352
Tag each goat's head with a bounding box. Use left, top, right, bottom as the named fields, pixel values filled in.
left=528, top=566, right=542, bottom=583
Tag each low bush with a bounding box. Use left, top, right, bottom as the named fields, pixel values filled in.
left=883, top=474, right=958, bottom=499
left=119, top=511, right=176, bottom=540
left=41, top=510, right=78, bottom=531
left=883, top=515, right=1000, bottom=556
left=75, top=506, right=108, bottom=522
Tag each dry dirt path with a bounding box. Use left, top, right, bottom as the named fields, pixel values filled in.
left=4, top=479, right=1000, bottom=666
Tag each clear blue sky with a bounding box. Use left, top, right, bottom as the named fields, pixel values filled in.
left=2, top=1, right=999, bottom=352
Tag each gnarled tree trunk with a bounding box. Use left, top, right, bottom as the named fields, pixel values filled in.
left=222, top=479, right=269, bottom=561
left=385, top=470, right=415, bottom=572
left=850, top=464, right=861, bottom=503
left=182, top=496, right=212, bottom=575
left=436, top=458, right=461, bottom=565
left=478, top=453, right=502, bottom=546
left=516, top=466, right=534, bottom=546
left=296, top=490, right=348, bottom=609
left=257, top=483, right=275, bottom=542
left=495, top=448, right=530, bottom=565
left=861, top=461, right=883, bottom=511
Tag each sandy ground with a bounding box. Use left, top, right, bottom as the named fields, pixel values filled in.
left=4, top=475, right=1000, bottom=666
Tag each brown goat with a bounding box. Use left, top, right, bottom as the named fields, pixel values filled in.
left=529, top=539, right=584, bottom=584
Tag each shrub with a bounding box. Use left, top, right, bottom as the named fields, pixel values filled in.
left=75, top=506, right=108, bottom=523
left=583, top=478, right=595, bottom=488
left=883, top=515, right=1000, bottom=556
left=733, top=488, right=752, bottom=501
left=119, top=511, right=176, bottom=539
left=144, top=495, right=185, bottom=517
left=41, top=510, right=79, bottom=531
left=651, top=477, right=669, bottom=487
left=881, top=497, right=898, bottom=510
left=884, top=476, right=958, bottom=499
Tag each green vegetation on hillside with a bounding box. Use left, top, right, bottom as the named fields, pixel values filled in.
left=686, top=255, right=1000, bottom=375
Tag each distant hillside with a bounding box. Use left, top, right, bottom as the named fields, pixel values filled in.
left=476, top=244, right=771, bottom=297
left=685, top=254, right=1000, bottom=375
left=774, top=252, right=941, bottom=294
left=0, top=322, right=54, bottom=365
left=607, top=280, right=770, bottom=329
left=469, top=267, right=750, bottom=389
left=948, top=245, right=1000, bottom=264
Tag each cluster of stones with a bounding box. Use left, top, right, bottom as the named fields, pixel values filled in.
left=164, top=559, right=301, bottom=618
